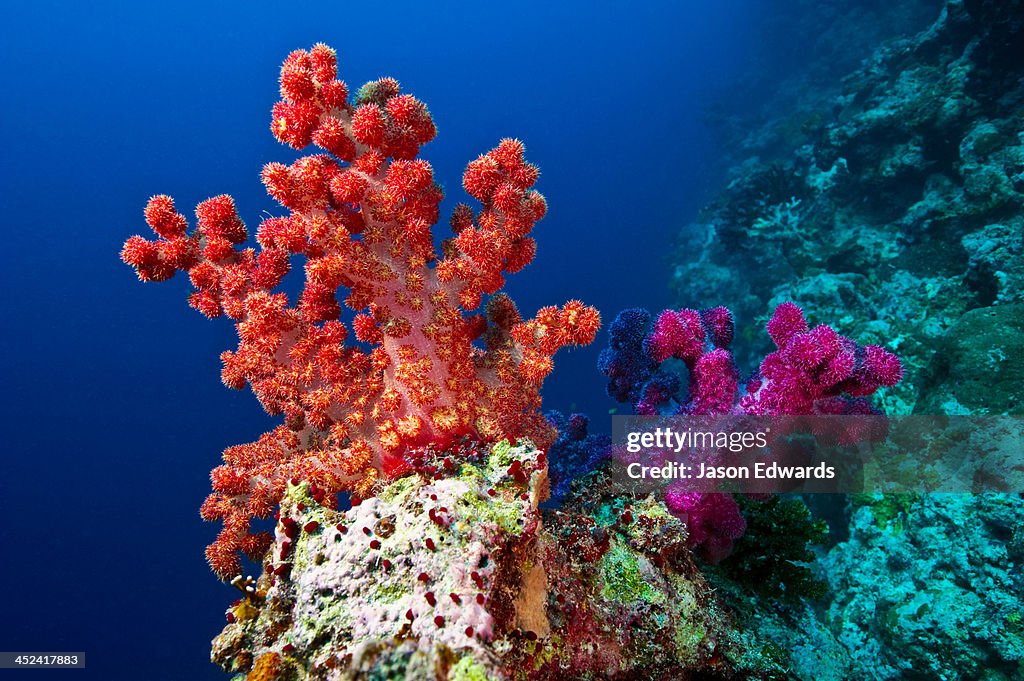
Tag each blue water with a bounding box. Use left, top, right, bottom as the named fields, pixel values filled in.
left=0, top=1, right=764, bottom=678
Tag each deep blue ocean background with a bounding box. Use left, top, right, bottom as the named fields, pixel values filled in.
left=0, top=1, right=888, bottom=678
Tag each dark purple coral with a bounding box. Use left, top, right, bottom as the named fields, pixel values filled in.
left=544, top=411, right=611, bottom=504
left=597, top=308, right=657, bottom=405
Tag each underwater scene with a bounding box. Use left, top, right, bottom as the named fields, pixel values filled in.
left=2, top=0, right=1023, bottom=679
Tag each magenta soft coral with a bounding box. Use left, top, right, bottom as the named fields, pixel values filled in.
left=742, top=302, right=904, bottom=414
left=122, top=44, right=600, bottom=579
left=640, top=301, right=902, bottom=416
left=601, top=301, right=902, bottom=560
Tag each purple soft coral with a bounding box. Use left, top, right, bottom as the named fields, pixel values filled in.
left=598, top=308, right=657, bottom=405
left=604, top=301, right=901, bottom=418
left=742, top=302, right=903, bottom=415
left=600, top=301, right=902, bottom=561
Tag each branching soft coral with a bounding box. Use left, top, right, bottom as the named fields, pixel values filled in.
left=122, top=44, right=600, bottom=578
left=601, top=302, right=901, bottom=418
left=599, top=302, right=901, bottom=561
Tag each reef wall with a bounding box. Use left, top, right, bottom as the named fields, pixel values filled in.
left=676, top=2, right=1024, bottom=679
left=677, top=0, right=1024, bottom=416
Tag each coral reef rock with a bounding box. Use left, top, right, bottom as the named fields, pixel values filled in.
left=212, top=442, right=778, bottom=680
left=818, top=494, right=1024, bottom=680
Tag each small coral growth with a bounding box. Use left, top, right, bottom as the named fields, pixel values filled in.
left=714, top=495, right=829, bottom=604
left=542, top=411, right=610, bottom=504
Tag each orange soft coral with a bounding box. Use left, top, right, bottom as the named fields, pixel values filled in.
left=122, top=44, right=599, bottom=579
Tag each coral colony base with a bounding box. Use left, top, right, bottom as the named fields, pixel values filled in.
left=123, top=45, right=901, bottom=679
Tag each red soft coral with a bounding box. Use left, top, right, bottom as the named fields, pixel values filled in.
left=122, top=44, right=599, bottom=579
